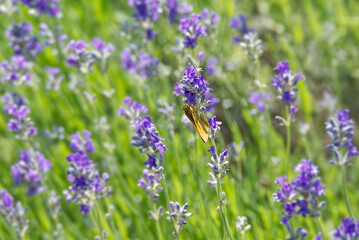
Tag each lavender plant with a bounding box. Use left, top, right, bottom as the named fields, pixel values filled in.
left=166, top=202, right=193, bottom=237
left=44, top=66, right=64, bottom=91
left=248, top=91, right=270, bottom=115
left=165, top=0, right=192, bottom=24
left=273, top=160, right=326, bottom=239
left=272, top=60, right=304, bottom=175
left=11, top=149, right=52, bottom=196
left=178, top=13, right=208, bottom=49
left=2, top=92, right=37, bottom=140
left=64, top=130, right=111, bottom=214
left=119, top=97, right=192, bottom=239
left=121, top=45, right=160, bottom=82
left=0, top=189, right=29, bottom=239
left=229, top=14, right=254, bottom=44
left=325, top=109, right=359, bottom=217
left=1, top=55, right=32, bottom=86
left=17, top=0, right=62, bottom=17
left=127, top=0, right=161, bottom=41
left=65, top=40, right=95, bottom=74
left=5, top=22, right=44, bottom=59
left=331, top=218, right=359, bottom=239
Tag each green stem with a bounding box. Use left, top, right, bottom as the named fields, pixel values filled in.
left=161, top=174, right=180, bottom=240
left=341, top=164, right=353, bottom=217
left=153, top=202, right=163, bottom=240
left=91, top=204, right=104, bottom=240
left=285, top=106, right=291, bottom=177
left=211, top=139, right=234, bottom=240
left=215, top=177, right=234, bottom=240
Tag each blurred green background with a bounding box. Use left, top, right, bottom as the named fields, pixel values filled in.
left=1, top=0, right=359, bottom=239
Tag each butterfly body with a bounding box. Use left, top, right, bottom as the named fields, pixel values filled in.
left=183, top=104, right=209, bottom=143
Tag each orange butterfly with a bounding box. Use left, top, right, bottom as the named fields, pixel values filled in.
left=183, top=104, right=209, bottom=143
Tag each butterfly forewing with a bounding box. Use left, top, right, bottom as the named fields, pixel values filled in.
left=183, top=104, right=209, bottom=143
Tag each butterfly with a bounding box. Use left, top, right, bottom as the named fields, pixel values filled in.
left=183, top=104, right=209, bottom=143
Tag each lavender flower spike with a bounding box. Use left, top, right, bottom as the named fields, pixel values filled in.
left=1, top=55, right=32, bottom=86
left=91, top=38, right=115, bottom=72
left=166, top=202, right=193, bottom=237
left=2, top=92, right=37, bottom=140
left=0, top=189, right=29, bottom=238
left=138, top=170, right=163, bottom=202
left=66, top=40, right=95, bottom=74
left=12, top=149, right=52, bottom=196
left=272, top=60, right=304, bottom=123
left=174, top=64, right=218, bottom=111
left=118, top=96, right=148, bottom=123
left=121, top=45, right=160, bottom=81
left=64, top=130, right=112, bottom=215
left=325, top=109, right=359, bottom=165
left=331, top=217, right=359, bottom=239
left=273, top=160, right=326, bottom=239
left=207, top=146, right=229, bottom=186
left=179, top=13, right=207, bottom=49
left=18, top=0, right=62, bottom=17
left=248, top=91, right=270, bottom=114
left=5, top=22, right=43, bottom=59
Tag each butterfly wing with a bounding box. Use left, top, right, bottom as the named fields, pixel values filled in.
left=183, top=104, right=196, bottom=126
left=194, top=108, right=209, bottom=143
left=183, top=104, right=209, bottom=143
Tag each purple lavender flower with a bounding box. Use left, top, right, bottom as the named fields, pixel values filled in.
left=39, top=23, right=55, bottom=46
left=273, top=160, right=326, bottom=239
left=331, top=217, right=359, bottom=239
left=272, top=60, right=304, bottom=123
left=91, top=38, right=115, bottom=72
left=0, top=189, right=29, bottom=238
left=64, top=130, right=112, bottom=215
left=325, top=109, right=359, bottom=165
left=121, top=45, right=160, bottom=80
left=1, top=189, right=13, bottom=210
left=248, top=91, right=270, bottom=114
left=174, top=64, right=217, bottom=111
left=179, top=13, right=207, bottom=48
left=157, top=100, right=175, bottom=121
left=66, top=40, right=95, bottom=74
left=119, top=98, right=167, bottom=171
left=45, top=66, right=63, bottom=90
left=118, top=96, right=148, bottom=123
left=2, top=93, right=37, bottom=140
left=132, top=115, right=167, bottom=170
left=230, top=14, right=254, bottom=43
left=207, top=146, right=229, bottom=186
left=198, top=51, right=205, bottom=64
left=200, top=9, right=220, bottom=31
left=166, top=202, right=193, bottom=236
left=11, top=149, right=52, bottom=196
left=128, top=0, right=161, bottom=40
left=128, top=0, right=160, bottom=22
left=138, top=170, right=162, bottom=202
left=166, top=0, right=192, bottom=24
left=18, top=0, right=61, bottom=17
left=206, top=56, right=218, bottom=76
left=208, top=116, right=222, bottom=139
left=70, top=130, right=95, bottom=154
left=272, top=60, right=304, bottom=105
left=5, top=22, right=43, bottom=59
left=1, top=55, right=32, bottom=85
